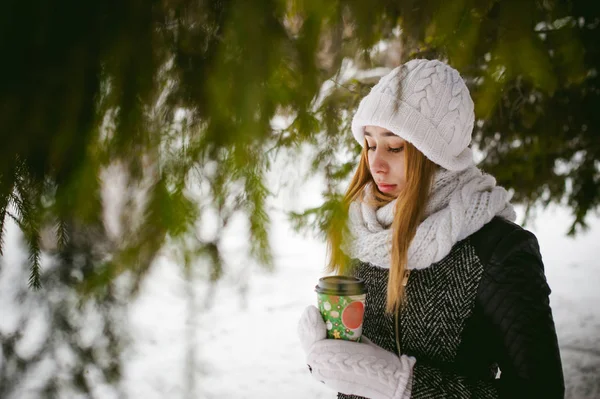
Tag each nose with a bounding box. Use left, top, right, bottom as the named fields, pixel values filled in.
left=369, top=147, right=388, bottom=175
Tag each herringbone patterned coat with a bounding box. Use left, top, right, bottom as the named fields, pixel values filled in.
left=339, top=217, right=564, bottom=399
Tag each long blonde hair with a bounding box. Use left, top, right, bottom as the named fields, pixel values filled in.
left=326, top=140, right=437, bottom=314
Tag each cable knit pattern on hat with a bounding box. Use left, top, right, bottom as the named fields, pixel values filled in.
left=341, top=165, right=517, bottom=269
left=351, top=59, right=475, bottom=171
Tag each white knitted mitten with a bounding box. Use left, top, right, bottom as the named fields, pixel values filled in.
left=297, top=305, right=327, bottom=354
left=297, top=305, right=416, bottom=399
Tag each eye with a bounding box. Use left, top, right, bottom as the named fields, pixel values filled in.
left=367, top=145, right=376, bottom=151
left=388, top=146, right=404, bottom=153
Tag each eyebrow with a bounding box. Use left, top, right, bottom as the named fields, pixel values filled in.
left=364, top=131, right=398, bottom=137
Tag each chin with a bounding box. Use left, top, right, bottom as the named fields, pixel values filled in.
left=376, top=188, right=401, bottom=198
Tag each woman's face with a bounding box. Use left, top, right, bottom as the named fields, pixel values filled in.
left=364, top=125, right=406, bottom=197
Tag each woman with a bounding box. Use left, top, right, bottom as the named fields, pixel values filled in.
left=297, top=59, right=564, bottom=399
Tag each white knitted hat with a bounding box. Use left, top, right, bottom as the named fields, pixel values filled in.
left=351, top=59, right=475, bottom=171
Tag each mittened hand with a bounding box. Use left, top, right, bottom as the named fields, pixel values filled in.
left=305, top=338, right=416, bottom=399
left=297, top=305, right=327, bottom=354
left=297, top=305, right=416, bottom=399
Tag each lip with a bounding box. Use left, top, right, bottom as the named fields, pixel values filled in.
left=376, top=183, right=397, bottom=193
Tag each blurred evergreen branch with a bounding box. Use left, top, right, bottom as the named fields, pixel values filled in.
left=0, top=0, right=597, bottom=301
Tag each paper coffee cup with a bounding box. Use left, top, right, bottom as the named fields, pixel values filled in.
left=315, top=276, right=366, bottom=341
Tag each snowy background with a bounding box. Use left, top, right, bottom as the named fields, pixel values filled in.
left=1, top=163, right=599, bottom=398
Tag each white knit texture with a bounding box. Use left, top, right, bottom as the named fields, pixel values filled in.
left=306, top=338, right=416, bottom=399
left=297, top=305, right=327, bottom=354
left=342, top=165, right=517, bottom=270
left=351, top=59, right=475, bottom=171
left=297, top=306, right=415, bottom=399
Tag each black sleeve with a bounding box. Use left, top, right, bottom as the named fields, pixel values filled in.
left=477, top=228, right=565, bottom=399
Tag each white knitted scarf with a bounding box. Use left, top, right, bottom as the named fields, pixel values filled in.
left=342, top=165, right=517, bottom=270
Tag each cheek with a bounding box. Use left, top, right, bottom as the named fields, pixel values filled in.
left=366, top=154, right=376, bottom=172
left=391, top=157, right=406, bottom=182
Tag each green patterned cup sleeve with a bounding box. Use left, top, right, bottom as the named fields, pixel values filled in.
left=317, top=293, right=366, bottom=341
